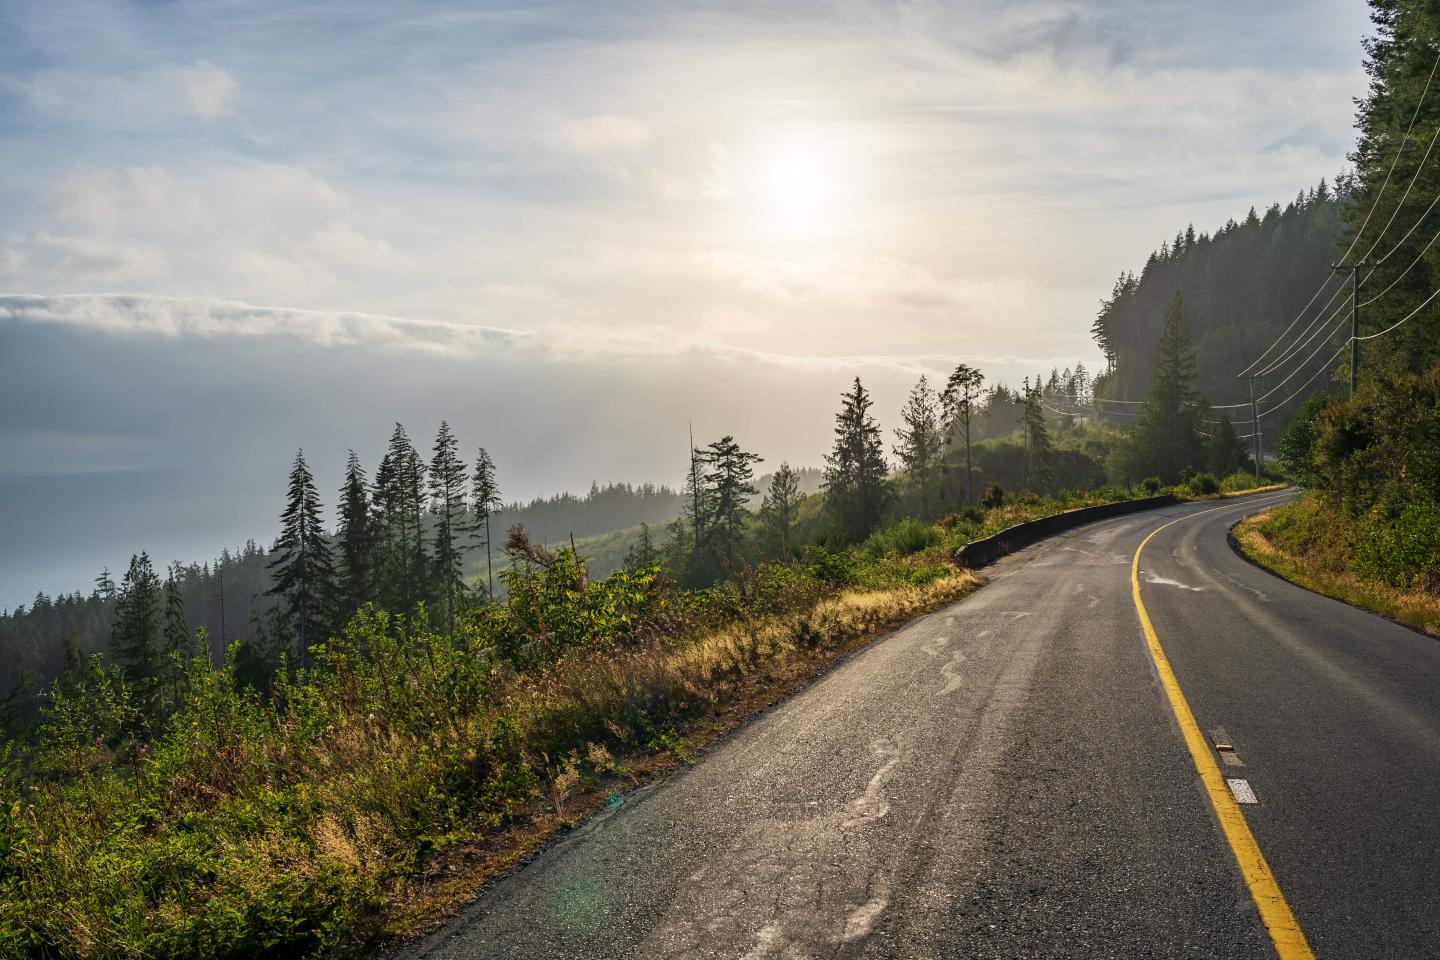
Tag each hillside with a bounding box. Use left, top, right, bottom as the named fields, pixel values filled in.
left=1091, top=180, right=1346, bottom=406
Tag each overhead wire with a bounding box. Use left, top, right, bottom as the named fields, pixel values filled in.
left=1234, top=46, right=1440, bottom=378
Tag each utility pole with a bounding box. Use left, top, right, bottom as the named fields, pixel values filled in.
left=1331, top=261, right=1372, bottom=395
left=1249, top=377, right=1262, bottom=479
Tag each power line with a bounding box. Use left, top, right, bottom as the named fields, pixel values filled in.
left=1353, top=283, right=1440, bottom=340
left=1235, top=47, right=1440, bottom=378
left=1256, top=293, right=1353, bottom=378
left=1257, top=345, right=1348, bottom=419
left=1254, top=318, right=1350, bottom=404
left=1360, top=220, right=1440, bottom=306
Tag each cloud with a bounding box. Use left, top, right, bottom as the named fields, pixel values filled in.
left=23, top=60, right=237, bottom=125
left=28, top=235, right=168, bottom=282
left=561, top=114, right=652, bottom=152
left=0, top=292, right=1079, bottom=380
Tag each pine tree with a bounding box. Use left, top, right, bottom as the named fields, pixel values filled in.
left=374, top=424, right=429, bottom=612
left=60, top=631, right=84, bottom=689
left=684, top=427, right=712, bottom=567
left=1131, top=292, right=1206, bottom=482
left=703, top=435, right=762, bottom=569
left=429, top=421, right=469, bottom=633
left=112, top=552, right=161, bottom=701
left=1207, top=416, right=1247, bottom=478
left=823, top=378, right=890, bottom=542
left=1022, top=378, right=1054, bottom=491
left=941, top=364, right=985, bottom=505
left=470, top=447, right=501, bottom=599
left=336, top=450, right=377, bottom=623
left=162, top=571, right=192, bottom=708
left=93, top=567, right=116, bottom=601
left=624, top=522, right=658, bottom=569
left=759, top=462, right=801, bottom=561
left=266, top=449, right=337, bottom=667
left=893, top=376, right=942, bottom=520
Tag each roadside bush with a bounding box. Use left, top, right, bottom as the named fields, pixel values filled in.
left=866, top=519, right=941, bottom=557
left=980, top=482, right=1005, bottom=508
left=1221, top=471, right=1260, bottom=493
left=1355, top=499, right=1440, bottom=590
left=1187, top=473, right=1220, bottom=496
left=1138, top=476, right=1162, bottom=495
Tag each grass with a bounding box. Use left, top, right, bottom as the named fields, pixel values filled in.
left=1, top=476, right=1290, bottom=959
left=1233, top=507, right=1440, bottom=637
left=0, top=551, right=977, bottom=959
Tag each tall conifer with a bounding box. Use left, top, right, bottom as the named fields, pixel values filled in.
left=336, top=450, right=377, bottom=623
left=429, top=421, right=469, bottom=632
left=471, top=447, right=501, bottom=599
left=266, top=449, right=337, bottom=666
left=823, top=378, right=890, bottom=542
left=894, top=376, right=942, bottom=520
left=112, top=552, right=161, bottom=700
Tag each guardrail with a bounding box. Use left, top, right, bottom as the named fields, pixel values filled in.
left=956, top=494, right=1179, bottom=569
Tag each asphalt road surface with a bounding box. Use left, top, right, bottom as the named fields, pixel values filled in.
left=393, top=491, right=1440, bottom=959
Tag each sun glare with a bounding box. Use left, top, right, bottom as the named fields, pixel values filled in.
left=746, top=133, right=857, bottom=242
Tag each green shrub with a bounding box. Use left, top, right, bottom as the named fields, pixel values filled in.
left=881, top=519, right=942, bottom=556
left=1221, top=471, right=1260, bottom=493
left=1187, top=473, right=1220, bottom=496
left=980, top=482, right=1005, bottom=508
left=1138, top=476, right=1162, bottom=495
left=801, top=546, right=856, bottom=585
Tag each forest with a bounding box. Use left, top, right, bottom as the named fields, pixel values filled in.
left=1091, top=177, right=1346, bottom=414
left=1249, top=0, right=1440, bottom=622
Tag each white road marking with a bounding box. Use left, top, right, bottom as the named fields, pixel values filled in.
left=1227, top=778, right=1259, bottom=804
left=1143, top=572, right=1204, bottom=592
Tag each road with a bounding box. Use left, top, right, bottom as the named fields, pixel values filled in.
left=393, top=491, right=1440, bottom=959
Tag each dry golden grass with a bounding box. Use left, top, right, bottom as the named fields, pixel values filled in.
left=376, top=570, right=981, bottom=944
left=1234, top=510, right=1440, bottom=637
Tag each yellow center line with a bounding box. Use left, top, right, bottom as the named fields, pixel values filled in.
left=1132, top=497, right=1315, bottom=960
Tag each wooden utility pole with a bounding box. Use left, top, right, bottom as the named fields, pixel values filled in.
left=1331, top=261, right=1373, bottom=395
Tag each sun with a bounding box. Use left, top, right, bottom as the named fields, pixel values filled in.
left=745, top=132, right=857, bottom=242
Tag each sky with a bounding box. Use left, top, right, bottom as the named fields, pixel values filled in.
left=0, top=0, right=1374, bottom=609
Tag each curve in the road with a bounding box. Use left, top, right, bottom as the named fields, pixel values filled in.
left=1133, top=503, right=1314, bottom=960
left=391, top=490, right=1440, bottom=960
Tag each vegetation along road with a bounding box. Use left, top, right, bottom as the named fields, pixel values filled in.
left=391, top=490, right=1440, bottom=959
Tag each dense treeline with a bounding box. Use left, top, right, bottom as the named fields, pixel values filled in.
left=1261, top=0, right=1440, bottom=600
left=1092, top=178, right=1346, bottom=406
left=492, top=482, right=683, bottom=544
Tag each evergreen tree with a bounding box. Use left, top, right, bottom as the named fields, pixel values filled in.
left=1130, top=292, right=1207, bottom=482
left=266, top=449, right=337, bottom=666
left=703, top=435, right=762, bottom=569
left=112, top=552, right=161, bottom=701
left=941, top=364, right=985, bottom=505
left=93, top=567, right=116, bottom=601
left=60, top=631, right=84, bottom=689
left=162, top=572, right=192, bottom=708
left=1022, top=378, right=1054, bottom=491
left=374, top=424, right=429, bottom=612
left=893, top=376, right=942, bottom=520
left=428, top=421, right=469, bottom=633
left=624, top=522, right=658, bottom=569
left=471, top=447, right=501, bottom=599
left=823, top=378, right=890, bottom=542
left=759, top=461, right=801, bottom=561
left=683, top=428, right=712, bottom=567
left=335, top=450, right=377, bottom=624
left=1207, top=416, right=1248, bottom=478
